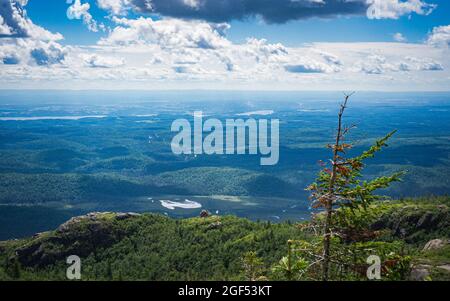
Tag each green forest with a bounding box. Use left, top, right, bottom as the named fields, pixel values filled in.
left=1, top=96, right=449, bottom=281
left=0, top=196, right=449, bottom=281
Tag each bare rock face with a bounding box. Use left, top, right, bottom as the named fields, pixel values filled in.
left=423, top=239, right=447, bottom=251
left=57, top=212, right=106, bottom=233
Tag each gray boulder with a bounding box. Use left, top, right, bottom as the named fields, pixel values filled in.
left=423, top=239, right=447, bottom=251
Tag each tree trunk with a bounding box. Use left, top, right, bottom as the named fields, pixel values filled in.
left=322, top=94, right=350, bottom=281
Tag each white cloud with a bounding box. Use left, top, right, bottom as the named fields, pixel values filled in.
left=3, top=39, right=448, bottom=90
left=354, top=54, right=388, bottom=74
left=67, top=0, right=100, bottom=32
left=99, top=17, right=231, bottom=50
left=285, top=61, right=336, bottom=74
left=0, top=15, right=13, bottom=36
left=0, top=0, right=63, bottom=40
left=1, top=3, right=449, bottom=91
left=427, top=25, right=450, bottom=48
left=404, top=56, right=443, bottom=71
left=0, top=38, right=68, bottom=67
left=0, top=1, right=67, bottom=67
left=284, top=48, right=342, bottom=74
left=244, top=38, right=288, bottom=63
left=29, top=42, right=67, bottom=66
left=82, top=54, right=125, bottom=68
left=173, top=64, right=208, bottom=74
left=182, top=0, right=201, bottom=9
left=354, top=52, right=443, bottom=74
left=366, top=0, right=436, bottom=20
left=97, top=0, right=131, bottom=15
left=393, top=32, right=407, bottom=42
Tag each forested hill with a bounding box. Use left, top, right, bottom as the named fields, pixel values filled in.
left=0, top=197, right=449, bottom=281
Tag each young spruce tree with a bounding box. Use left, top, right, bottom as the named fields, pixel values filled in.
left=306, top=93, right=404, bottom=281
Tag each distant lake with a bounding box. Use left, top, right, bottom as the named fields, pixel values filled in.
left=160, top=199, right=202, bottom=210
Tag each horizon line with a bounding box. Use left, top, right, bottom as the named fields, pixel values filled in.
left=1, top=89, right=450, bottom=93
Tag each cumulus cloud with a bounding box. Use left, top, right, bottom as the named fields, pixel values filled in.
left=404, top=56, right=443, bottom=71
left=97, top=0, right=132, bottom=15
left=285, top=55, right=341, bottom=74
left=67, top=0, right=99, bottom=32
left=284, top=48, right=343, bottom=74
left=0, top=0, right=448, bottom=90
left=215, top=52, right=237, bottom=72
left=173, top=64, right=208, bottom=74
left=0, top=0, right=67, bottom=67
left=2, top=40, right=449, bottom=90
left=393, top=32, right=407, bottom=42
left=99, top=17, right=231, bottom=49
left=0, top=0, right=63, bottom=40
left=355, top=53, right=443, bottom=74
left=171, top=48, right=202, bottom=65
left=355, top=55, right=392, bottom=74
left=427, top=25, right=450, bottom=47
left=82, top=54, right=125, bottom=68
left=244, top=38, right=288, bottom=63
left=366, top=0, right=436, bottom=20
left=0, top=38, right=67, bottom=67
left=285, top=63, right=330, bottom=74
left=30, top=43, right=66, bottom=66
left=314, top=49, right=343, bottom=66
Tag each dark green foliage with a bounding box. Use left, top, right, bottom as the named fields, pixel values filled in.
left=0, top=198, right=448, bottom=281
left=5, top=258, right=21, bottom=279
left=0, top=99, right=449, bottom=213
left=1, top=95, right=450, bottom=281
left=0, top=213, right=308, bottom=281
left=241, top=251, right=266, bottom=281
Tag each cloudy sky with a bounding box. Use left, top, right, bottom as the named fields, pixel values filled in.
left=0, top=0, right=449, bottom=91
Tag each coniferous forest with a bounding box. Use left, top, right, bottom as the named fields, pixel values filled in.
left=1, top=94, right=449, bottom=281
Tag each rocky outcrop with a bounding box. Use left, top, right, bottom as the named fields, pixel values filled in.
left=116, top=212, right=141, bottom=220
left=423, top=239, right=448, bottom=251
left=371, top=205, right=449, bottom=243
left=409, top=239, right=449, bottom=280
left=13, top=212, right=141, bottom=267
left=57, top=212, right=141, bottom=232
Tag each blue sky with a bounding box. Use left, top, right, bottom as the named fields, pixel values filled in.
left=23, top=0, right=450, bottom=45
left=0, top=0, right=449, bottom=90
